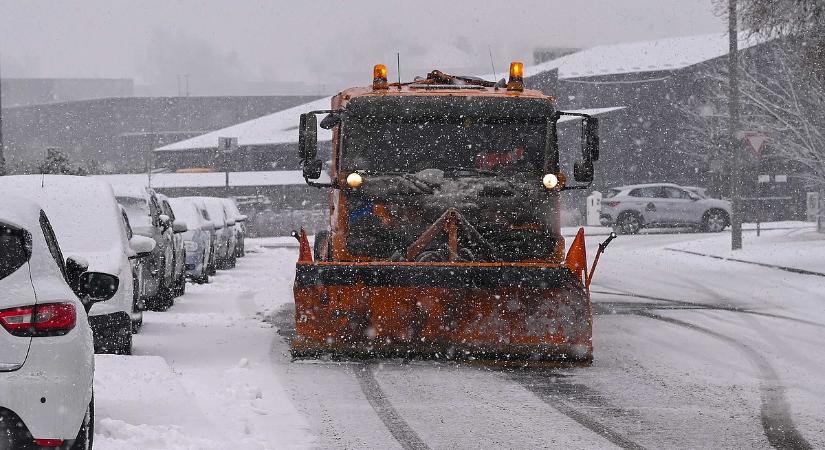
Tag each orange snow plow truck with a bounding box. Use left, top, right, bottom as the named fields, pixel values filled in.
left=292, top=62, right=614, bottom=364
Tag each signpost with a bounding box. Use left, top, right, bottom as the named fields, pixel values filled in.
left=219, top=137, right=238, bottom=193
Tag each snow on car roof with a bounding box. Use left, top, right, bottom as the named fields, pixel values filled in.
left=0, top=175, right=127, bottom=253
left=522, top=31, right=765, bottom=80
left=611, top=182, right=683, bottom=190
left=0, top=195, right=45, bottom=231
left=94, top=170, right=330, bottom=189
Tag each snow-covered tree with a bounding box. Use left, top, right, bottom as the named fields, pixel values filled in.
left=38, top=148, right=88, bottom=176
left=678, top=44, right=825, bottom=189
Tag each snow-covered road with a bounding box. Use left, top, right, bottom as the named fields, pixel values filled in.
left=93, top=229, right=824, bottom=449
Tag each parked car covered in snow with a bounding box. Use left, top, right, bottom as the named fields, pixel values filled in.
left=112, top=185, right=179, bottom=311
left=200, top=197, right=236, bottom=270
left=222, top=198, right=247, bottom=258
left=0, top=175, right=153, bottom=354
left=0, top=196, right=122, bottom=448
left=168, top=197, right=214, bottom=284
left=157, top=194, right=188, bottom=297
left=600, top=183, right=732, bottom=234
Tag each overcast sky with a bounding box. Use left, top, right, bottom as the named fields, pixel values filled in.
left=0, top=0, right=723, bottom=89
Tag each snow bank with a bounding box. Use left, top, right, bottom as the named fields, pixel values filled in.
left=665, top=225, right=822, bottom=274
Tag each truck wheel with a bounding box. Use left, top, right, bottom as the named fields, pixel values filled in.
left=314, top=231, right=330, bottom=261
left=702, top=209, right=729, bottom=232
left=614, top=212, right=642, bottom=235
left=69, top=392, right=94, bottom=449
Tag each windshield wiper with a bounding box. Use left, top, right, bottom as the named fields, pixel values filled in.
left=443, top=166, right=496, bottom=177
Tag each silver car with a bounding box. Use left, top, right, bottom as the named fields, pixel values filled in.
left=600, top=183, right=731, bottom=234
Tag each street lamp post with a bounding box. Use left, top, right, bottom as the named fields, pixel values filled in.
left=729, top=0, right=743, bottom=250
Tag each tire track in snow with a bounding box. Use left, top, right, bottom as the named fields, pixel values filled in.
left=353, top=364, right=431, bottom=450
left=509, top=371, right=648, bottom=450
left=591, top=288, right=825, bottom=330
left=634, top=311, right=812, bottom=450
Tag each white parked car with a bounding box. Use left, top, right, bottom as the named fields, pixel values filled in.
left=0, top=175, right=155, bottom=354
left=600, top=183, right=732, bottom=234
left=167, top=197, right=214, bottom=284
left=1, top=196, right=118, bottom=449
left=198, top=197, right=236, bottom=270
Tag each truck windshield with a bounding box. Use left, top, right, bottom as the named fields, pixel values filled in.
left=343, top=119, right=546, bottom=174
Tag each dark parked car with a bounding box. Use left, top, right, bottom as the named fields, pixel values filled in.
left=112, top=185, right=183, bottom=310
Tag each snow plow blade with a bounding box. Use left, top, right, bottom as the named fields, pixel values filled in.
left=292, top=263, right=592, bottom=363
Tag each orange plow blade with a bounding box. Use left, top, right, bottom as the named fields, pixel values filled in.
left=292, top=263, right=592, bottom=363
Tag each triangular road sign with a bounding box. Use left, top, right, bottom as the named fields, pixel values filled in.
left=743, top=133, right=768, bottom=157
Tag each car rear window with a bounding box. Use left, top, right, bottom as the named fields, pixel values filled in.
left=117, top=196, right=152, bottom=228
left=0, top=223, right=31, bottom=281
left=604, top=189, right=621, bottom=198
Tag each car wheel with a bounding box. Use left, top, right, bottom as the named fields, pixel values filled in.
left=116, top=328, right=133, bottom=355
left=614, top=212, right=642, bottom=235
left=131, top=313, right=143, bottom=334
left=176, top=272, right=186, bottom=297
left=702, top=209, right=729, bottom=232
left=69, top=392, right=94, bottom=450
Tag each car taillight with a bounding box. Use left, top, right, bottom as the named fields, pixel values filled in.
left=0, top=303, right=76, bottom=337
left=604, top=201, right=621, bottom=207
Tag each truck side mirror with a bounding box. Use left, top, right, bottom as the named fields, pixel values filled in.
left=574, top=116, right=599, bottom=183
left=583, top=117, right=599, bottom=161
left=299, top=113, right=318, bottom=162
left=303, top=159, right=323, bottom=180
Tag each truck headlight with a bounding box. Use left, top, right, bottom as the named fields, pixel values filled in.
left=542, top=173, right=559, bottom=189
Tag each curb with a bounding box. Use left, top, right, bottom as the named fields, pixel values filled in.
left=664, top=248, right=825, bottom=278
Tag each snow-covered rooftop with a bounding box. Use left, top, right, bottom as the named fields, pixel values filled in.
left=154, top=104, right=623, bottom=153
left=94, top=170, right=330, bottom=189
left=522, top=32, right=764, bottom=80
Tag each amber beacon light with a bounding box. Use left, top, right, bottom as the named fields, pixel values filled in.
left=507, top=61, right=524, bottom=92
left=373, top=64, right=388, bottom=90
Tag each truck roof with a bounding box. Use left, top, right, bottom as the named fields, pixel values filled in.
left=335, top=84, right=553, bottom=108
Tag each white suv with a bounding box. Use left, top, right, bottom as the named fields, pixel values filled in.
left=600, top=183, right=731, bottom=234
left=1, top=197, right=118, bottom=448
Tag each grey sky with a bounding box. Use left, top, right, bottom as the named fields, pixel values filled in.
left=0, top=0, right=722, bottom=88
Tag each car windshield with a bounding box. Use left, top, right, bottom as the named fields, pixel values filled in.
left=605, top=188, right=622, bottom=198
left=117, top=196, right=152, bottom=228
left=168, top=199, right=201, bottom=227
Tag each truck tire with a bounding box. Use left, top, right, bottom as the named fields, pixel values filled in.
left=314, top=231, right=330, bottom=261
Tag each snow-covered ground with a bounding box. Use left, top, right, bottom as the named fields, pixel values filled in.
left=93, top=225, right=825, bottom=449
left=93, top=246, right=313, bottom=449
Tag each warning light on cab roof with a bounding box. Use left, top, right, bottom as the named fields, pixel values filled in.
left=373, top=64, right=388, bottom=90
left=507, top=61, right=524, bottom=92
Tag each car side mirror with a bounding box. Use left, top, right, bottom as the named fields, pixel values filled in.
left=158, top=214, right=171, bottom=228
left=76, top=272, right=119, bottom=311
left=214, top=223, right=223, bottom=230
left=225, top=219, right=236, bottom=227
left=172, top=220, right=188, bottom=233
left=129, top=235, right=156, bottom=259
